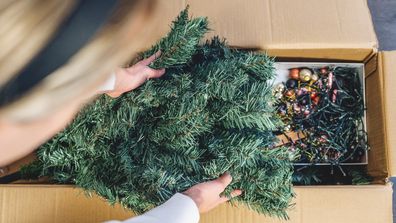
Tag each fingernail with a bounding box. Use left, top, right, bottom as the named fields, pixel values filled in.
left=234, top=190, right=243, bottom=196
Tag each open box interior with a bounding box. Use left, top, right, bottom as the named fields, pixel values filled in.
left=274, top=62, right=368, bottom=166
left=0, top=54, right=389, bottom=186
left=271, top=54, right=391, bottom=185
left=0, top=53, right=392, bottom=223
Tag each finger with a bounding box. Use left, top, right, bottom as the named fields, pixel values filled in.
left=140, top=50, right=162, bottom=66
left=147, top=68, right=165, bottom=79
left=215, top=172, right=232, bottom=190
left=218, top=189, right=243, bottom=204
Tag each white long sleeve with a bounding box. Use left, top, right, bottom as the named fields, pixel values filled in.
left=105, top=193, right=200, bottom=223
left=98, top=72, right=116, bottom=92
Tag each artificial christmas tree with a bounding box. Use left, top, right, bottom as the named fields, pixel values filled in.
left=22, top=7, right=294, bottom=219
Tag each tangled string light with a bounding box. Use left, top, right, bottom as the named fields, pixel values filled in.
left=274, top=66, right=368, bottom=165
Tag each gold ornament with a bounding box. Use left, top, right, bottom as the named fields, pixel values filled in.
left=274, top=83, right=285, bottom=93
left=273, top=83, right=286, bottom=99
left=299, top=69, right=312, bottom=82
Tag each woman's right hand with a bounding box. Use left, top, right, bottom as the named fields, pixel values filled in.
left=106, top=51, right=165, bottom=98
left=182, top=173, right=242, bottom=213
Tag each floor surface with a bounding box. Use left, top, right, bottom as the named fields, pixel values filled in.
left=368, top=0, right=396, bottom=51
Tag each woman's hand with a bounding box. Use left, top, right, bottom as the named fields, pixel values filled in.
left=106, top=51, right=165, bottom=98
left=183, top=172, right=242, bottom=213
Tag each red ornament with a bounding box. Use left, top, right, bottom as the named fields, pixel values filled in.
left=312, top=96, right=320, bottom=105
left=289, top=68, right=300, bottom=80
left=310, top=92, right=318, bottom=99
left=320, top=67, right=328, bottom=75
left=285, top=89, right=295, bottom=97
left=319, top=135, right=328, bottom=143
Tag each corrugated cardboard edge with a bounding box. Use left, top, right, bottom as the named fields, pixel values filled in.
left=187, top=0, right=378, bottom=61
left=382, top=51, right=396, bottom=177
left=366, top=52, right=389, bottom=183
left=0, top=184, right=392, bottom=223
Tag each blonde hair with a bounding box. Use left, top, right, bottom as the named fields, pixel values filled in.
left=0, top=0, right=159, bottom=122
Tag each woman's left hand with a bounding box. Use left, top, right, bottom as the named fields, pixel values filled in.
left=106, top=51, right=165, bottom=98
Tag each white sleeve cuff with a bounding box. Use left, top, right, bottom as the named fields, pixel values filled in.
left=143, top=193, right=200, bottom=223
left=98, top=72, right=116, bottom=92
left=105, top=193, right=200, bottom=223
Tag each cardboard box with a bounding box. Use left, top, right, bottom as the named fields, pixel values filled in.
left=0, top=0, right=394, bottom=223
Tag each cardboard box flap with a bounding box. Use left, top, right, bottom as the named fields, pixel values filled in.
left=186, top=0, right=378, bottom=61
left=0, top=185, right=392, bottom=223
left=366, top=53, right=388, bottom=183
left=139, top=0, right=378, bottom=60
left=382, top=51, right=396, bottom=177
left=203, top=185, right=392, bottom=223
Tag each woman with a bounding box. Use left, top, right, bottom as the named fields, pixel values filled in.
left=0, top=1, right=241, bottom=223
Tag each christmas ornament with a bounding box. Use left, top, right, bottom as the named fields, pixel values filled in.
left=273, top=83, right=286, bottom=99
left=286, top=79, right=297, bottom=88
left=312, top=96, right=320, bottom=105
left=320, top=67, right=328, bottom=75
left=289, top=68, right=300, bottom=80
left=299, top=69, right=312, bottom=82
left=285, top=89, right=295, bottom=97
left=310, top=92, right=318, bottom=99
left=319, top=135, right=328, bottom=143
left=275, top=83, right=286, bottom=92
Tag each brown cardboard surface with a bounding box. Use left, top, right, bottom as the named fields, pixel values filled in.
left=364, top=53, right=378, bottom=78
left=382, top=51, right=396, bottom=177
left=0, top=1, right=391, bottom=223
left=0, top=185, right=132, bottom=223
left=366, top=52, right=389, bottom=182
left=0, top=185, right=392, bottom=223
left=202, top=185, right=393, bottom=223
left=184, top=0, right=377, bottom=61
left=127, top=0, right=185, bottom=54
left=139, top=0, right=378, bottom=61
